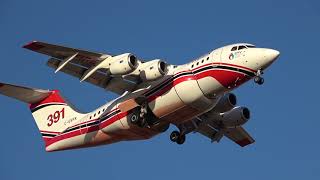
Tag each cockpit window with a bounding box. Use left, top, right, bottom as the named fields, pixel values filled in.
left=231, top=46, right=237, bottom=51
left=246, top=45, right=255, bottom=48
left=238, top=45, right=246, bottom=50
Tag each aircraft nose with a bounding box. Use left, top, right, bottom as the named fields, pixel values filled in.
left=264, top=48, right=280, bottom=62
left=260, top=48, right=280, bottom=69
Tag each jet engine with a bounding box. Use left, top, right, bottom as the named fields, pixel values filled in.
left=213, top=93, right=237, bottom=112
left=217, top=106, right=250, bottom=128
left=139, top=59, right=168, bottom=81
left=109, top=53, right=138, bottom=75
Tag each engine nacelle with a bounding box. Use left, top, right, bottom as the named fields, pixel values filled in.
left=218, top=106, right=250, bottom=128
left=139, top=59, right=168, bottom=81
left=213, top=93, right=237, bottom=113
left=109, top=53, right=138, bottom=75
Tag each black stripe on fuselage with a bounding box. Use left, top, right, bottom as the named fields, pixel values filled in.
left=31, top=103, right=66, bottom=113
left=52, top=109, right=121, bottom=136
left=39, top=65, right=254, bottom=138
left=213, top=65, right=256, bottom=77
left=41, top=133, right=57, bottom=138
left=144, top=71, right=192, bottom=97
left=144, top=64, right=255, bottom=97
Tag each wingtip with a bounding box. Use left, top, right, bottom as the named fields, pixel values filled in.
left=22, top=40, right=37, bottom=48
left=237, top=138, right=254, bottom=147
left=22, top=40, right=44, bottom=51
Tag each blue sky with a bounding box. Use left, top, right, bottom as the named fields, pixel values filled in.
left=1, top=0, right=320, bottom=179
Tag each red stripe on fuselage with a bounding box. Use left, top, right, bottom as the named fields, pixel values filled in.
left=147, top=69, right=249, bottom=101
left=45, top=110, right=127, bottom=147
left=45, top=65, right=253, bottom=148
left=40, top=130, right=60, bottom=134
left=196, top=69, right=249, bottom=88
left=213, top=62, right=256, bottom=73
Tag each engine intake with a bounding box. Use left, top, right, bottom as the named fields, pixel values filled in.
left=213, top=93, right=237, bottom=113
left=140, top=59, right=168, bottom=81
left=109, top=53, right=138, bottom=75
left=219, top=106, right=250, bottom=128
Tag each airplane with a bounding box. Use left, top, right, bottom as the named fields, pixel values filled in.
left=0, top=41, right=279, bottom=152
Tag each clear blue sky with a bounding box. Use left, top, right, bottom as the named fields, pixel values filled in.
left=1, top=0, right=319, bottom=179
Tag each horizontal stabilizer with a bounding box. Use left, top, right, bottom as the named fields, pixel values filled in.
left=0, top=82, right=52, bottom=104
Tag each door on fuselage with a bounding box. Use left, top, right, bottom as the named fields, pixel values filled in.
left=189, top=50, right=223, bottom=99
left=211, top=47, right=222, bottom=65
left=220, top=45, right=248, bottom=89
left=80, top=116, right=88, bottom=135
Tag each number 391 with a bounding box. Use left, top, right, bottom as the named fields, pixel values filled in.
left=47, top=108, right=65, bottom=127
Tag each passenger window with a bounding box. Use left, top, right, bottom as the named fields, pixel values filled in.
left=238, top=45, right=246, bottom=50
left=196, top=62, right=199, bottom=65
left=191, top=64, right=194, bottom=68
left=231, top=46, right=237, bottom=51
left=90, top=116, right=92, bottom=119
left=98, top=111, right=100, bottom=114
left=207, top=57, right=209, bottom=60
left=103, top=109, right=105, bottom=112
left=94, top=114, right=96, bottom=117
left=201, top=59, right=204, bottom=63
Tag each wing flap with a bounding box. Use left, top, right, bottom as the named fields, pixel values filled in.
left=196, top=123, right=218, bottom=139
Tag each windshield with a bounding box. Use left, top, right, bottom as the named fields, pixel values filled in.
left=238, top=45, right=246, bottom=50
left=246, top=45, right=255, bottom=48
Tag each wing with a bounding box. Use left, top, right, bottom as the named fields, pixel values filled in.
left=23, top=41, right=140, bottom=95
left=223, top=126, right=255, bottom=147
left=46, top=58, right=137, bottom=94
left=178, top=117, right=255, bottom=147
left=23, top=41, right=110, bottom=67
left=196, top=122, right=255, bottom=147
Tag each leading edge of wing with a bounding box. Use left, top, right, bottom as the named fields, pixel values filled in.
left=22, top=40, right=111, bottom=62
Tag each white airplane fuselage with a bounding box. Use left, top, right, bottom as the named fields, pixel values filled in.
left=31, top=43, right=279, bottom=151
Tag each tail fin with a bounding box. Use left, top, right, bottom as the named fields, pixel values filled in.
left=0, top=82, right=84, bottom=146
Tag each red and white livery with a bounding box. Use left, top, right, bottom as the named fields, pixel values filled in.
left=0, top=42, right=279, bottom=151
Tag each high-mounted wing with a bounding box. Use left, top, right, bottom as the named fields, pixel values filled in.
left=23, top=41, right=111, bottom=67
left=23, top=41, right=141, bottom=95
left=195, top=121, right=255, bottom=147
left=223, top=126, right=255, bottom=147
left=46, top=58, right=137, bottom=94
left=177, top=114, right=254, bottom=147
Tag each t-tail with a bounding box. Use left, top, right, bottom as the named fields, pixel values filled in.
left=0, top=82, right=85, bottom=150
